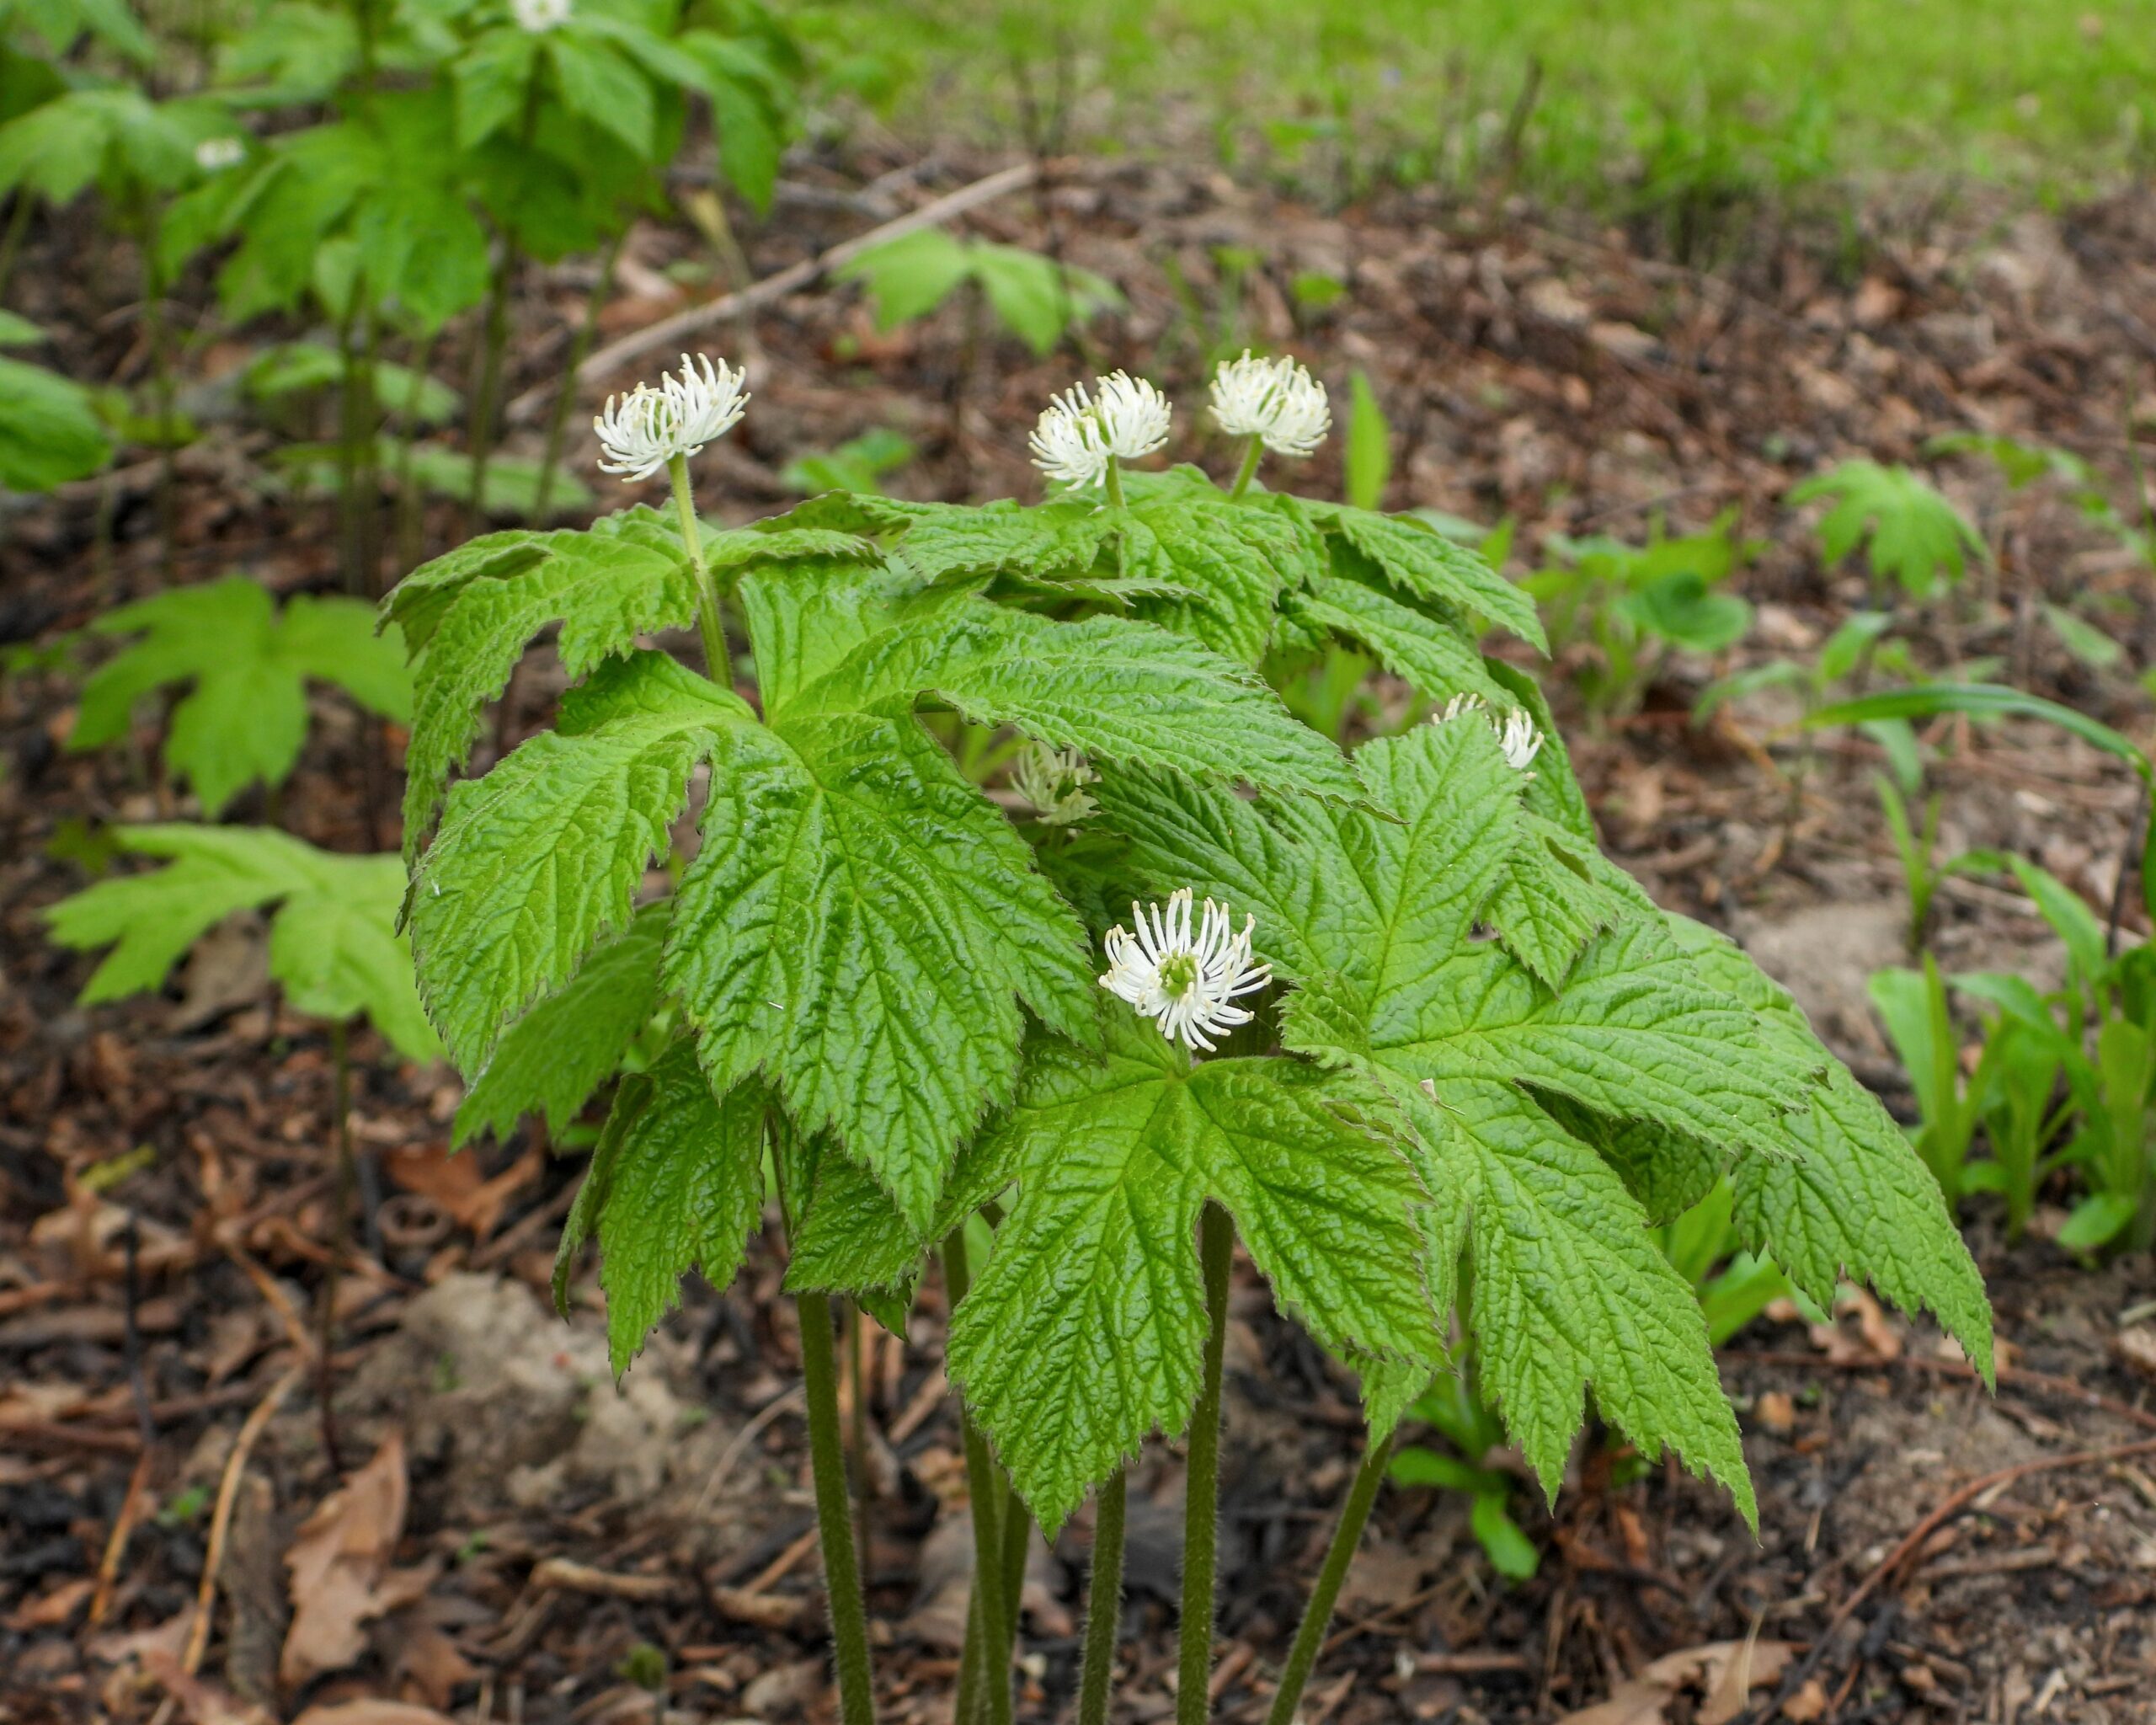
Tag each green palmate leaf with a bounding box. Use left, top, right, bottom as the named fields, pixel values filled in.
left=71, top=576, right=410, bottom=817
left=453, top=900, right=671, bottom=1148
left=408, top=660, right=752, bottom=1071
left=45, top=825, right=438, bottom=1060
left=1650, top=917, right=1993, bottom=1377
left=1280, top=573, right=1508, bottom=708
left=1117, top=487, right=1318, bottom=665
left=1406, top=1081, right=1751, bottom=1522
left=1299, top=500, right=1546, bottom=653
left=1791, top=460, right=1984, bottom=598
left=0, top=353, right=111, bottom=491
left=1483, top=813, right=1649, bottom=990
left=552, top=1039, right=768, bottom=1375
left=665, top=713, right=1094, bottom=1230
left=388, top=515, right=704, bottom=857
left=1094, top=719, right=1823, bottom=1514
left=882, top=497, right=1117, bottom=585
left=386, top=511, right=876, bottom=856
left=776, top=595, right=1364, bottom=804
left=947, top=1021, right=1434, bottom=1530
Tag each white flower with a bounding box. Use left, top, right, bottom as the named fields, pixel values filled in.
left=1011, top=744, right=1097, bottom=827
left=1028, top=371, right=1172, bottom=489
left=194, top=136, right=244, bottom=173
left=1099, top=889, right=1271, bottom=1053
left=511, top=0, right=572, bottom=30
left=593, top=352, right=749, bottom=482
left=1437, top=693, right=1544, bottom=774
left=1209, top=350, right=1330, bottom=458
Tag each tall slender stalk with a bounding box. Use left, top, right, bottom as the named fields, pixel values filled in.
left=1228, top=435, right=1263, bottom=500
left=944, top=1230, right=1014, bottom=1725
left=667, top=453, right=728, bottom=677
left=534, top=229, right=626, bottom=518
left=1075, top=1470, right=1127, bottom=1725
left=1178, top=1204, right=1234, bottom=1725
left=1262, top=1432, right=1395, bottom=1725
left=798, top=1290, right=879, bottom=1725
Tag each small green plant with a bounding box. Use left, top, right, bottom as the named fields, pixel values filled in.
left=780, top=427, right=915, bottom=497
left=1790, top=459, right=1983, bottom=600
left=1529, top=510, right=1756, bottom=718
left=1387, top=1370, right=1540, bottom=1582
left=1871, top=772, right=2003, bottom=953
left=387, top=348, right=1989, bottom=1725
left=837, top=227, right=1123, bottom=356
left=1869, top=955, right=1996, bottom=1207
left=1653, top=1176, right=1796, bottom=1347
left=44, top=825, right=437, bottom=1061
left=0, top=312, right=109, bottom=492
left=68, top=576, right=412, bottom=818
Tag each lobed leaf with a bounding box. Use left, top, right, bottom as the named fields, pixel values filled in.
left=948, top=1023, right=1434, bottom=1530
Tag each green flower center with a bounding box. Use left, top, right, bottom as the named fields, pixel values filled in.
left=1158, top=953, right=1198, bottom=999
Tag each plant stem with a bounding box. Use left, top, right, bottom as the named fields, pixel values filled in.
left=1103, top=455, right=1126, bottom=510
left=944, top=1231, right=1014, bottom=1725
left=1178, top=1203, right=1234, bottom=1725
left=952, top=1586, right=985, bottom=1725
left=1228, top=435, right=1263, bottom=500
left=798, top=1290, right=879, bottom=1725
left=1262, top=1431, right=1395, bottom=1725
left=1075, top=1469, right=1127, bottom=1725
left=668, top=453, right=728, bottom=679
left=535, top=227, right=625, bottom=518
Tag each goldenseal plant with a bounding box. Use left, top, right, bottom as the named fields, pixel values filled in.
left=387, top=351, right=1992, bottom=1725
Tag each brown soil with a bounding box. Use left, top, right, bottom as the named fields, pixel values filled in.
left=4, top=147, right=2156, bottom=1724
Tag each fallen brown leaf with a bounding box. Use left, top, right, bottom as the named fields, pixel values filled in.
left=291, top=1704, right=457, bottom=1725
left=384, top=1145, right=541, bottom=1242
left=281, top=1432, right=410, bottom=1689
left=1559, top=1641, right=1796, bottom=1725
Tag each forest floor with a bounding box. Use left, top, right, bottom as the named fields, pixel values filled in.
left=5, top=147, right=2156, bottom=1725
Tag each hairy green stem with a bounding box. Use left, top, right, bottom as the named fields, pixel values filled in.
left=1076, top=1470, right=1127, bottom=1725
left=1262, top=1431, right=1395, bottom=1725
left=668, top=453, right=728, bottom=679
left=1228, top=435, right=1263, bottom=500
left=798, top=1290, right=879, bottom=1725
left=952, top=1585, right=985, bottom=1725
left=995, top=1480, right=1030, bottom=1661
left=1178, top=1204, right=1234, bottom=1725
left=944, top=1231, right=1014, bottom=1725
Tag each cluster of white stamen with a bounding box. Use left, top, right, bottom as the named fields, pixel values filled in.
left=1438, top=692, right=1544, bottom=774
left=195, top=136, right=244, bottom=173
left=1209, top=350, right=1330, bottom=458
left=512, top=0, right=572, bottom=31
left=594, top=353, right=749, bottom=482
left=1099, top=889, right=1271, bottom=1053
left=1011, top=744, right=1097, bottom=827
left=1028, top=371, right=1173, bottom=490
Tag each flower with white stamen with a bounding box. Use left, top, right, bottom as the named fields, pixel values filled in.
left=195, top=136, right=244, bottom=173
left=1209, top=350, right=1330, bottom=458
left=1099, top=888, right=1271, bottom=1053
left=1011, top=744, right=1097, bottom=827
left=1028, top=371, right=1172, bottom=490
left=1437, top=692, right=1544, bottom=775
left=511, top=0, right=572, bottom=31
left=593, top=353, right=749, bottom=482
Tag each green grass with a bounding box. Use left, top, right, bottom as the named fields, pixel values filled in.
left=792, top=0, right=2156, bottom=216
